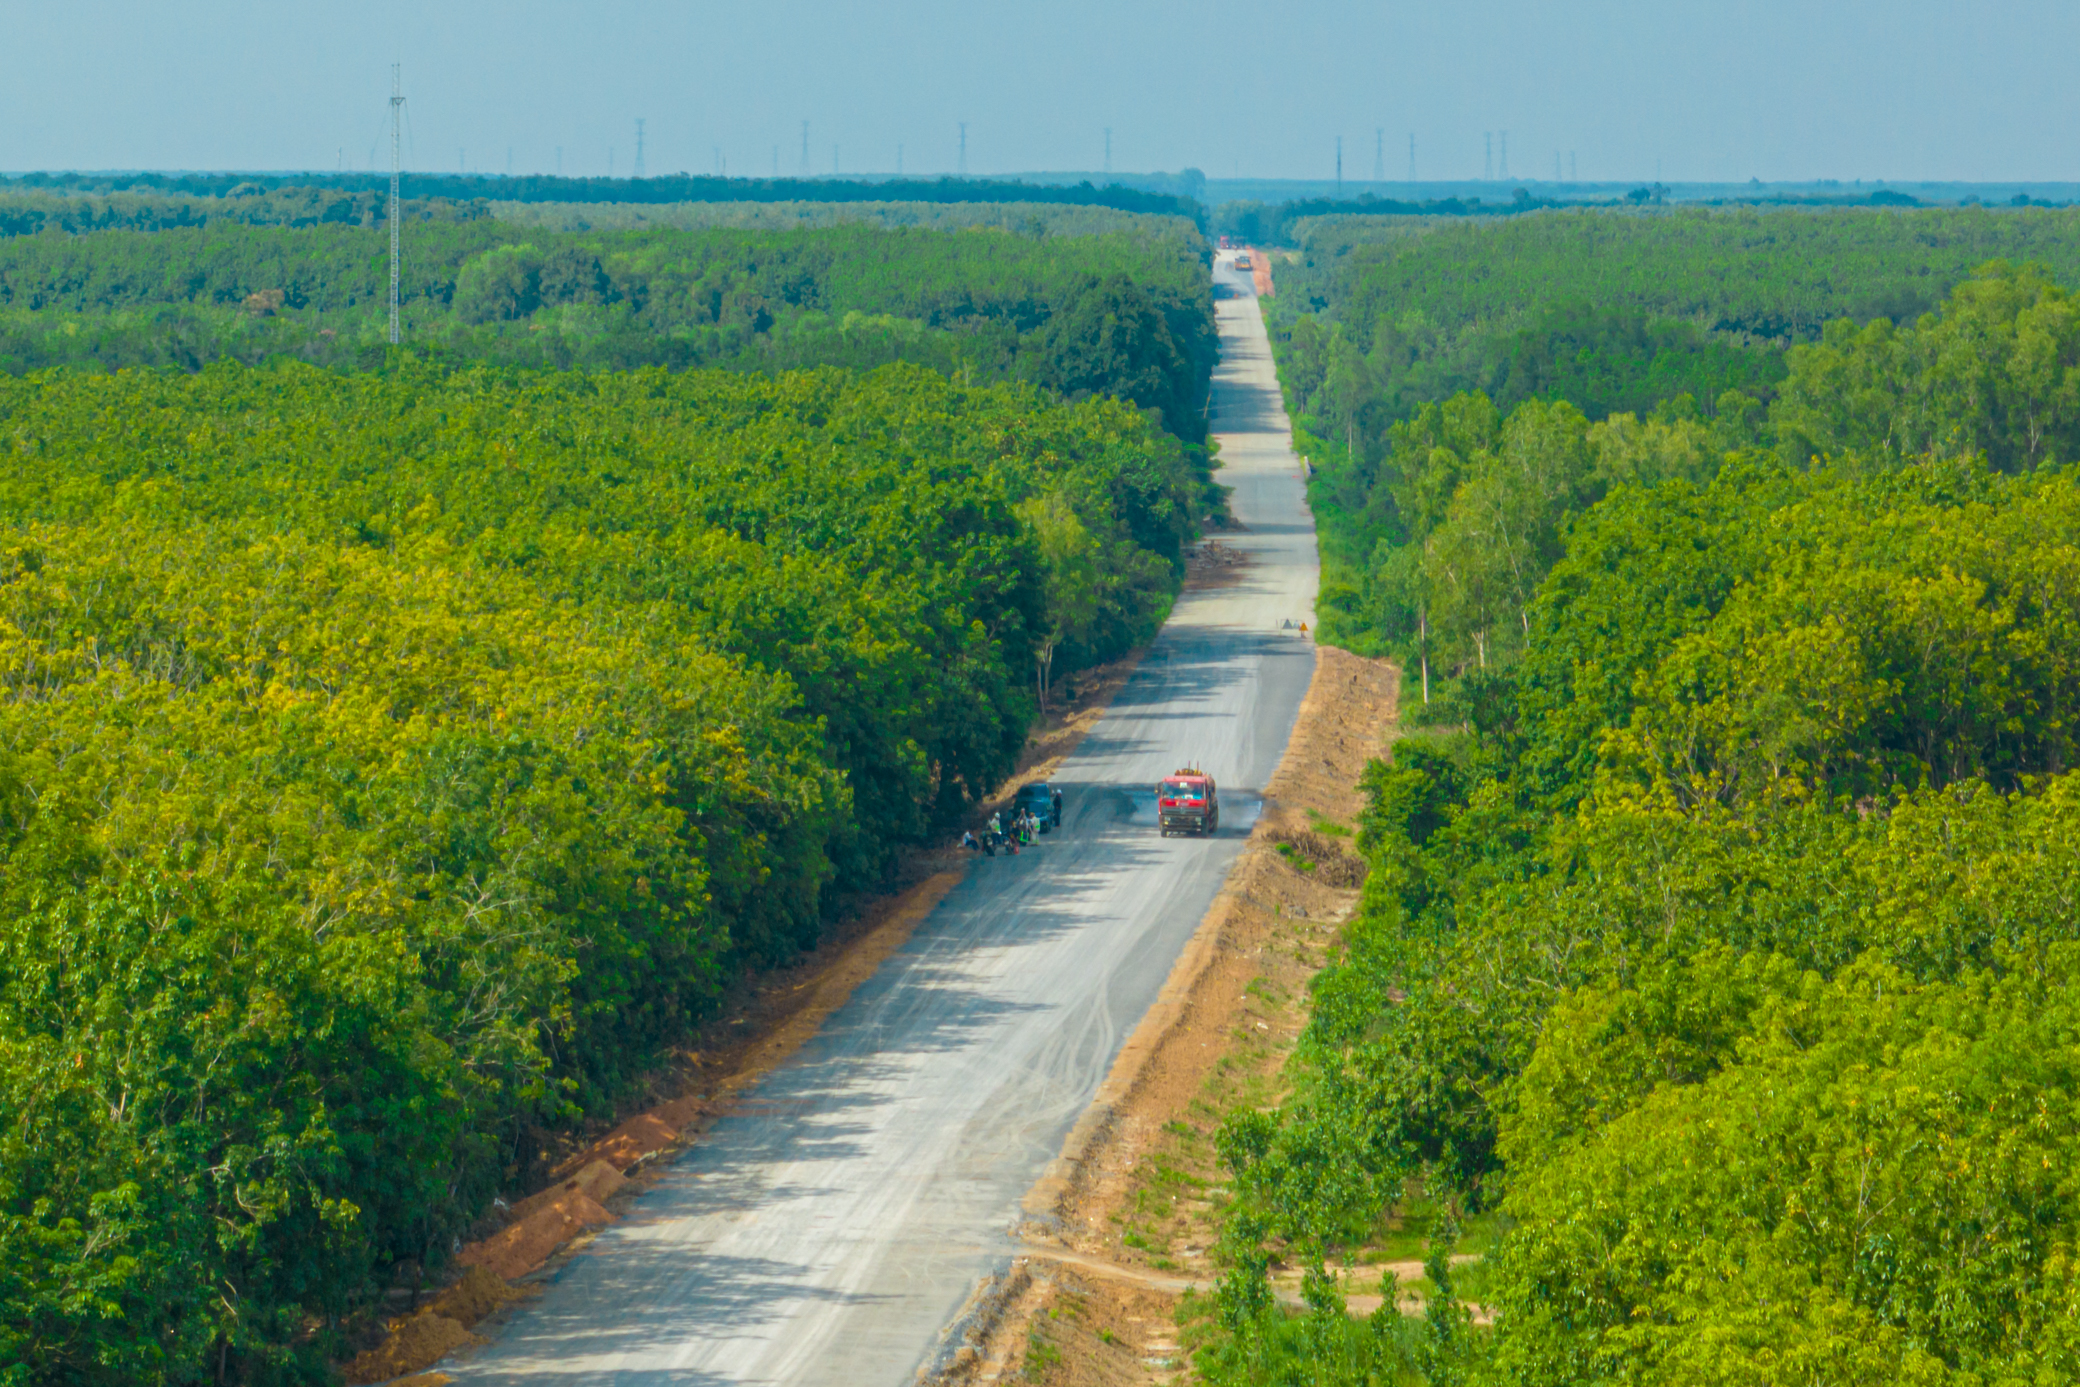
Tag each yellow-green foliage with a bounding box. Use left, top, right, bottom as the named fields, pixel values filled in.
left=1205, top=274, right=2080, bottom=1386
left=0, top=358, right=1200, bottom=1381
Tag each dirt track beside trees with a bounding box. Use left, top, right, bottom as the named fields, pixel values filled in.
left=951, top=645, right=1401, bottom=1386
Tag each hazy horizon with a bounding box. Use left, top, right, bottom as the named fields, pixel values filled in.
left=6, top=0, right=2077, bottom=185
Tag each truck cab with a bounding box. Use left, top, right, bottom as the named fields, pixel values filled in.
left=1157, top=770, right=1219, bottom=836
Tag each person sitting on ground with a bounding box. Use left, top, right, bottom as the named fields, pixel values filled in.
left=961, top=830, right=979, bottom=852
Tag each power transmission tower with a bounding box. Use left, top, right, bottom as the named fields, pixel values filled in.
left=1335, top=134, right=1342, bottom=193
left=388, top=63, right=404, bottom=345
left=1104, top=127, right=1112, bottom=174
left=958, top=122, right=968, bottom=175
left=800, top=121, right=810, bottom=176
left=634, top=119, right=646, bottom=178
left=1374, top=128, right=1384, bottom=183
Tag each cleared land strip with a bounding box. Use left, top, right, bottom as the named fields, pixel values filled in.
left=941, top=636, right=1403, bottom=1386
left=416, top=250, right=1319, bottom=1385
left=929, top=253, right=1405, bottom=1387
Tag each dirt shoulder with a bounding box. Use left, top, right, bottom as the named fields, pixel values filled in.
left=938, top=645, right=1401, bottom=1386
left=342, top=565, right=1220, bottom=1382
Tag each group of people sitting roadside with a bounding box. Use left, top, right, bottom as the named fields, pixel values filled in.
left=962, top=807, right=1042, bottom=857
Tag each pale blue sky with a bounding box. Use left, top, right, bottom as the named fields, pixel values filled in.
left=4, top=0, right=2073, bottom=183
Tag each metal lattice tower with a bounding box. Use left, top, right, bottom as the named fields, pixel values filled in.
left=388, top=64, right=404, bottom=345
left=958, top=122, right=968, bottom=175
left=1374, top=128, right=1384, bottom=183
left=1335, top=134, right=1342, bottom=192
left=634, top=119, right=646, bottom=178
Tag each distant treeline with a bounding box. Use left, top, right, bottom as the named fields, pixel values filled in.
left=3, top=170, right=1202, bottom=221
left=0, top=187, right=1199, bottom=242
left=1213, top=185, right=2009, bottom=247
left=1288, top=207, right=2080, bottom=341
left=0, top=186, right=480, bottom=237
left=489, top=198, right=1197, bottom=239
left=0, top=221, right=1217, bottom=441
left=1216, top=191, right=1555, bottom=244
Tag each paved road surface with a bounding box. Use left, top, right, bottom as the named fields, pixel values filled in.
left=445, top=251, right=1316, bottom=1386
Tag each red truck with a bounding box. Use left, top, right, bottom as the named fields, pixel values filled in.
left=1157, top=769, right=1219, bottom=837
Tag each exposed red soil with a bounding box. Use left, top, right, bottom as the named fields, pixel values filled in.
left=343, top=645, right=1157, bottom=1380
left=944, top=646, right=1402, bottom=1386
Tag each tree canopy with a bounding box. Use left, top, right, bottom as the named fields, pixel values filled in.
left=0, top=358, right=1208, bottom=1382
left=1198, top=229, right=2080, bottom=1387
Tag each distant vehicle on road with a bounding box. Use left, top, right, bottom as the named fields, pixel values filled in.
left=1218, top=235, right=1234, bottom=249
left=1157, top=769, right=1218, bottom=836
left=1015, top=782, right=1063, bottom=832
left=1233, top=253, right=1253, bottom=272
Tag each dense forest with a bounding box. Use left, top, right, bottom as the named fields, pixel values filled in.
left=1, top=170, right=1202, bottom=220
left=0, top=360, right=1218, bottom=1382
left=490, top=197, right=1193, bottom=237
left=0, top=215, right=1216, bottom=439
left=1269, top=208, right=2080, bottom=658
left=1194, top=213, right=2080, bottom=1383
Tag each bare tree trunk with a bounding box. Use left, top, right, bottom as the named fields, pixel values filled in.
left=1418, top=607, right=1431, bottom=704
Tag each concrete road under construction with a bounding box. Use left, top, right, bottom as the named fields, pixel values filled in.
left=442, top=250, right=1319, bottom=1386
